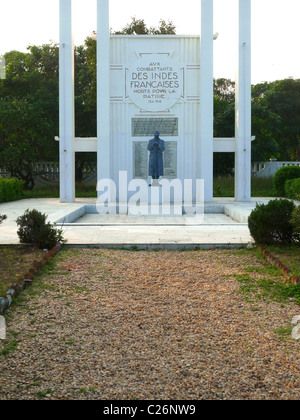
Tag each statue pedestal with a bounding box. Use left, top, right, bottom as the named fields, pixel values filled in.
left=149, top=185, right=162, bottom=216
left=151, top=179, right=160, bottom=187
left=128, top=184, right=182, bottom=216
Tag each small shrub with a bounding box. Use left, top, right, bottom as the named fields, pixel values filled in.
left=248, top=199, right=300, bottom=245
left=273, top=166, right=300, bottom=197
left=0, top=215, right=7, bottom=224
left=0, top=178, right=25, bottom=203
left=16, top=209, right=66, bottom=250
left=285, top=178, right=300, bottom=200
left=291, top=206, right=300, bottom=233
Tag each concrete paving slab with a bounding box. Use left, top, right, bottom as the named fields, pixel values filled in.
left=0, top=197, right=276, bottom=246
left=74, top=213, right=240, bottom=225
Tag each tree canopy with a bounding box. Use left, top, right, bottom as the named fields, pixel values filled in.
left=0, top=44, right=59, bottom=189
left=112, top=17, right=176, bottom=35
left=213, top=77, right=300, bottom=174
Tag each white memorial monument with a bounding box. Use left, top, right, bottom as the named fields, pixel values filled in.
left=59, top=0, right=252, bottom=206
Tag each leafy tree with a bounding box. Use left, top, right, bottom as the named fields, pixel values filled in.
left=73, top=43, right=97, bottom=181
left=76, top=38, right=97, bottom=131
left=251, top=81, right=277, bottom=99
left=113, top=17, right=176, bottom=35
left=0, top=43, right=97, bottom=185
left=150, top=20, right=176, bottom=35
left=0, top=44, right=59, bottom=189
left=214, top=78, right=235, bottom=103
left=0, top=98, right=55, bottom=189
left=213, top=89, right=235, bottom=175
left=251, top=97, right=281, bottom=162
left=75, top=44, right=96, bottom=134
left=264, top=78, right=300, bottom=160
left=213, top=78, right=282, bottom=165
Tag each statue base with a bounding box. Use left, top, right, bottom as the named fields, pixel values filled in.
left=150, top=179, right=160, bottom=187
left=128, top=183, right=182, bottom=216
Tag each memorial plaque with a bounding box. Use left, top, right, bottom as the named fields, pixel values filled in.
left=133, top=141, right=177, bottom=179
left=133, top=142, right=148, bottom=179
left=164, top=142, right=177, bottom=179
left=132, top=118, right=178, bottom=137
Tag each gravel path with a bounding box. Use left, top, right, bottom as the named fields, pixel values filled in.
left=0, top=249, right=299, bottom=400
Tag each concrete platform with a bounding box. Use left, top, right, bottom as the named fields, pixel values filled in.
left=0, top=197, right=274, bottom=247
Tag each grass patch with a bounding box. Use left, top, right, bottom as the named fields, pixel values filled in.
left=213, top=176, right=276, bottom=197
left=22, top=176, right=276, bottom=200
left=37, top=389, right=54, bottom=398
left=235, top=273, right=300, bottom=305
left=265, top=245, right=300, bottom=277
left=274, top=325, right=294, bottom=340
left=0, top=246, right=45, bottom=297
left=234, top=247, right=300, bottom=304
left=214, top=176, right=234, bottom=197
left=23, top=182, right=97, bottom=199
left=72, top=285, right=90, bottom=293
left=23, top=184, right=59, bottom=199
left=0, top=248, right=67, bottom=322
left=1, top=338, right=19, bottom=357
left=251, top=176, right=277, bottom=197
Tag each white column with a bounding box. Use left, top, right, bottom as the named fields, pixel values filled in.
left=235, top=0, right=252, bottom=201
left=97, top=0, right=111, bottom=190
left=59, top=0, right=75, bottom=203
left=199, top=0, right=214, bottom=202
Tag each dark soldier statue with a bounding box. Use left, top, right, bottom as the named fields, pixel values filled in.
left=147, top=130, right=165, bottom=181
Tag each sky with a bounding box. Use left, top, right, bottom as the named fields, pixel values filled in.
left=0, top=0, right=300, bottom=84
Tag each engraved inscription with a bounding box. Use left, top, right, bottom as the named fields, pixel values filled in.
left=133, top=141, right=177, bottom=179
left=132, top=118, right=178, bottom=137
left=133, top=142, right=148, bottom=179
left=164, top=142, right=177, bottom=179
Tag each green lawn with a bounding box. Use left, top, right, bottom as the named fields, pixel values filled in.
left=0, top=246, right=44, bottom=297
left=265, top=245, right=300, bottom=278
left=22, top=176, right=276, bottom=200
left=213, top=176, right=276, bottom=197
left=23, top=182, right=97, bottom=199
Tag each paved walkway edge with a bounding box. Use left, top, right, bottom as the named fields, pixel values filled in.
left=66, top=243, right=247, bottom=250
